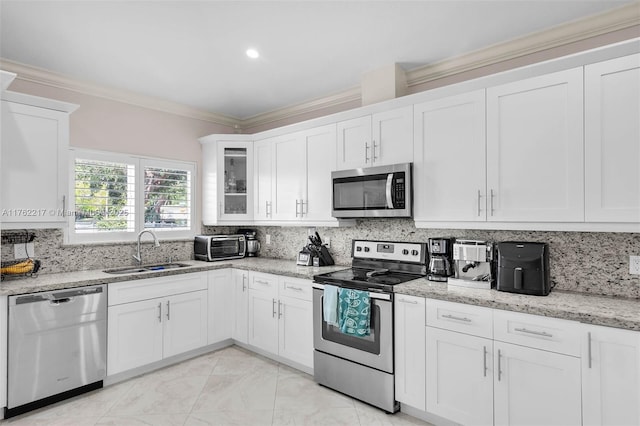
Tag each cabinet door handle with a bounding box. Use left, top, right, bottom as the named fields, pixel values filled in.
left=272, top=298, right=277, bottom=318
left=295, top=200, right=300, bottom=217
left=266, top=201, right=271, bottom=217
left=166, top=300, right=170, bottom=320
left=483, top=345, right=488, bottom=377
left=157, top=302, right=162, bottom=323
left=497, top=349, right=502, bottom=381
left=372, top=140, right=378, bottom=162
left=398, top=298, right=418, bottom=304
left=490, top=189, right=495, bottom=216
left=477, top=190, right=482, bottom=217
left=514, top=327, right=553, bottom=338
left=587, top=332, right=591, bottom=368
left=242, top=274, right=247, bottom=291
left=62, top=195, right=66, bottom=217
left=442, top=313, right=472, bottom=323
left=278, top=300, right=282, bottom=319
left=365, top=142, right=370, bottom=163
left=302, top=200, right=308, bottom=216
left=219, top=201, right=223, bottom=216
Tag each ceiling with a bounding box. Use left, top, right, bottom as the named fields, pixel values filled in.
left=0, top=0, right=635, bottom=120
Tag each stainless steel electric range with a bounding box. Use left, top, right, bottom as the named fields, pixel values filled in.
left=312, top=239, right=428, bottom=413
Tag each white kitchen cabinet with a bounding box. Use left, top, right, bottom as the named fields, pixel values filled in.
left=200, top=136, right=253, bottom=225
left=414, top=90, right=487, bottom=222
left=394, top=295, right=426, bottom=411
left=1, top=94, right=77, bottom=228
left=207, top=268, right=233, bottom=344
left=247, top=272, right=313, bottom=369
left=0, top=296, right=7, bottom=409
left=256, top=124, right=339, bottom=225
left=582, top=324, right=640, bottom=426
left=253, top=138, right=273, bottom=221
left=486, top=68, right=584, bottom=222
left=426, top=327, right=494, bottom=426
left=232, top=269, right=249, bottom=344
left=494, top=340, right=582, bottom=426
left=107, top=273, right=208, bottom=375
left=336, top=106, right=413, bottom=170
left=585, top=54, right=640, bottom=223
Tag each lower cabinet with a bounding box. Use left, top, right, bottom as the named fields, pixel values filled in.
left=394, top=295, right=426, bottom=411
left=582, top=324, right=640, bottom=426
left=107, top=273, right=208, bottom=376
left=207, top=268, right=233, bottom=344
left=426, top=327, right=493, bottom=426
left=248, top=272, right=313, bottom=369
left=232, top=269, right=249, bottom=344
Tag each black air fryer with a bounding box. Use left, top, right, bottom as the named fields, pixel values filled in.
left=496, top=242, right=550, bottom=296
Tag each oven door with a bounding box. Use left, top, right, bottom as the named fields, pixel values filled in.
left=312, top=283, right=393, bottom=373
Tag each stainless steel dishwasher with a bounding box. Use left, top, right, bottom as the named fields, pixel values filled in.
left=6, top=284, right=107, bottom=418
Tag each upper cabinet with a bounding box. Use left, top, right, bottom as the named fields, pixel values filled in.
left=584, top=54, right=640, bottom=223
left=414, top=90, right=487, bottom=222
left=200, top=136, right=253, bottom=225
left=486, top=68, right=584, bottom=222
left=336, top=106, right=413, bottom=170
left=1, top=92, right=78, bottom=229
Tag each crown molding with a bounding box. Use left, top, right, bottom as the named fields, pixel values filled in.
left=405, top=2, right=640, bottom=87
left=239, top=87, right=361, bottom=131
left=0, top=59, right=239, bottom=128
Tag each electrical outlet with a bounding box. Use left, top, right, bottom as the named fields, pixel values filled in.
left=265, top=234, right=271, bottom=245
left=324, top=237, right=331, bottom=248
left=14, top=243, right=35, bottom=259
left=630, top=255, right=640, bottom=275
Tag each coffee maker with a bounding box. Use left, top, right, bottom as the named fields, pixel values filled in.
left=449, top=240, right=494, bottom=289
left=427, top=238, right=454, bottom=282
left=238, top=228, right=260, bottom=257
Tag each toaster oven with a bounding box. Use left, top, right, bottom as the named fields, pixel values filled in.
left=194, top=235, right=246, bottom=261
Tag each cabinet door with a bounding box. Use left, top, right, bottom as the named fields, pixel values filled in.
left=303, top=124, right=336, bottom=222
left=371, top=106, right=413, bottom=166
left=163, top=290, right=208, bottom=358
left=336, top=115, right=372, bottom=170
left=0, top=296, right=7, bottom=408
left=247, top=289, right=279, bottom=354
left=216, top=141, right=253, bottom=222
left=582, top=325, right=640, bottom=426
left=487, top=68, right=584, bottom=222
left=278, top=295, right=313, bottom=369
left=272, top=134, right=306, bottom=221
left=254, top=138, right=273, bottom=221
left=414, top=91, right=486, bottom=222
left=208, top=269, right=233, bottom=344
left=232, top=270, right=249, bottom=344
left=585, top=54, right=640, bottom=223
left=107, top=298, right=164, bottom=375
left=394, top=295, right=426, bottom=410
left=426, top=327, right=493, bottom=426
left=1, top=101, right=68, bottom=225
left=494, top=341, right=581, bottom=426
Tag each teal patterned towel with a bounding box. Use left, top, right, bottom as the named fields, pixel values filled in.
left=338, top=288, right=371, bottom=337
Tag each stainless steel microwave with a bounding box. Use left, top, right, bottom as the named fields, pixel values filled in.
left=331, top=162, right=412, bottom=218
left=194, top=234, right=245, bottom=261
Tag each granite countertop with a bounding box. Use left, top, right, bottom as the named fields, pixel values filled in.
left=1, top=258, right=638, bottom=331
left=395, top=279, right=640, bottom=331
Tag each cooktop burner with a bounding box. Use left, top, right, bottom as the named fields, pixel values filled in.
left=313, top=267, right=421, bottom=292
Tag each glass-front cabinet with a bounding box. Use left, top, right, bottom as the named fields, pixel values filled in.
left=200, top=136, right=253, bottom=225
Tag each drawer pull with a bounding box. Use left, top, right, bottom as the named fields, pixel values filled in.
left=398, top=298, right=418, bottom=304
left=272, top=298, right=277, bottom=318
left=287, top=285, right=303, bottom=292
left=514, top=327, right=553, bottom=338
left=442, top=313, right=472, bottom=323
left=256, top=279, right=270, bottom=286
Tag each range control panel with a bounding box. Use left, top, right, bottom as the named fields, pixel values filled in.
left=352, top=240, right=425, bottom=263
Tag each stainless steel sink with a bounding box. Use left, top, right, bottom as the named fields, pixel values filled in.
left=103, top=263, right=191, bottom=274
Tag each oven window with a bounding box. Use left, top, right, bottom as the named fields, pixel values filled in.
left=321, top=299, right=381, bottom=355
left=333, top=174, right=389, bottom=210
left=210, top=240, right=240, bottom=257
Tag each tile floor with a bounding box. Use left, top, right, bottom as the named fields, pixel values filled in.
left=3, top=346, right=432, bottom=425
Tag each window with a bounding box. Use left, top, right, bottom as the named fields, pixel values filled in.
left=68, top=150, right=196, bottom=243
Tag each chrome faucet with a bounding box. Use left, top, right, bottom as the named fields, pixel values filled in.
left=133, top=230, right=160, bottom=265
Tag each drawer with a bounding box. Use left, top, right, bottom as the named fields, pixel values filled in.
left=279, top=276, right=312, bottom=301
left=248, top=271, right=278, bottom=294
left=426, top=298, right=493, bottom=339
left=493, top=309, right=581, bottom=357
left=109, top=272, right=207, bottom=306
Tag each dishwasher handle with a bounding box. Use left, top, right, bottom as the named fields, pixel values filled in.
left=49, top=297, right=73, bottom=306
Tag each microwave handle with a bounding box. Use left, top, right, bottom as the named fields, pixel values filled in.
left=385, top=174, right=394, bottom=209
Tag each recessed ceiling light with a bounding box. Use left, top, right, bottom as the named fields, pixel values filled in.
left=246, top=48, right=259, bottom=59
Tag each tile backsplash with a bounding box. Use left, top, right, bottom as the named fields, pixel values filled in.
left=2, top=220, right=639, bottom=299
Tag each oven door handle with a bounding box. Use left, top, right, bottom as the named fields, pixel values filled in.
left=312, top=282, right=391, bottom=301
